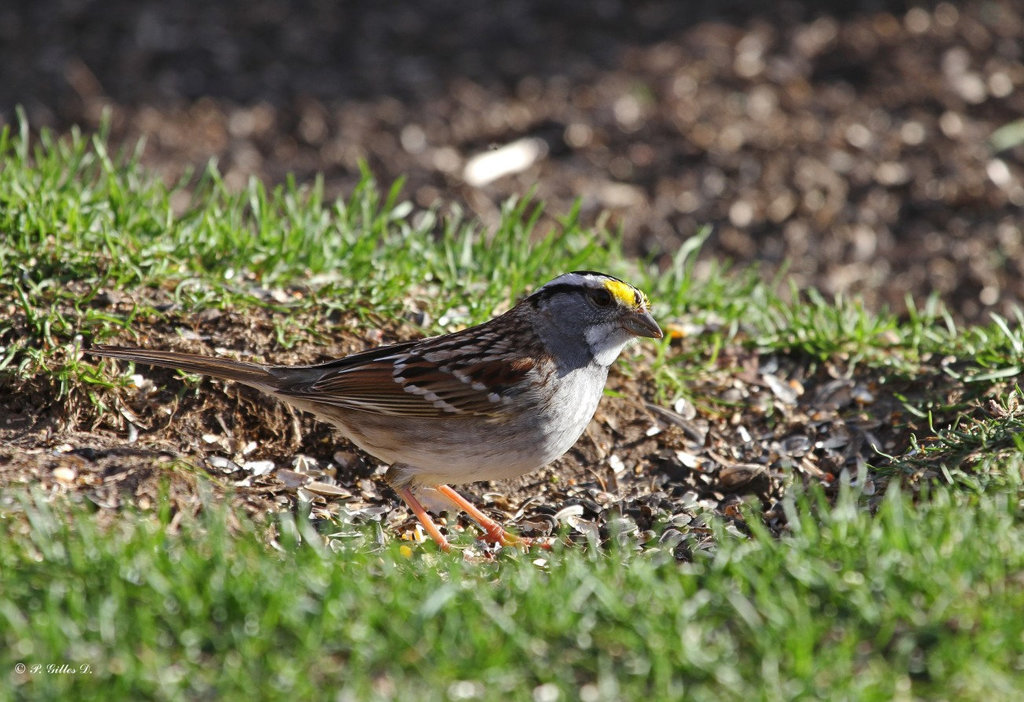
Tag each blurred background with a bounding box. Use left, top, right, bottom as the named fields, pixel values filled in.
left=2, top=0, right=1022, bottom=322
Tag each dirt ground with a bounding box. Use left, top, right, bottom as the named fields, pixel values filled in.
left=2, top=0, right=1022, bottom=550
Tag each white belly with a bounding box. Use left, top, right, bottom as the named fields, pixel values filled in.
left=306, top=364, right=609, bottom=488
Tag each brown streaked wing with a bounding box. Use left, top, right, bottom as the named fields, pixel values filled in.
left=274, top=348, right=537, bottom=418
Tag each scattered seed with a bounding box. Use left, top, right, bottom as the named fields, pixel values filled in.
left=778, top=435, right=812, bottom=457
left=675, top=450, right=701, bottom=468
left=669, top=513, right=693, bottom=527
left=207, top=455, right=240, bottom=473
left=243, top=460, right=276, bottom=477
left=852, top=385, right=876, bottom=404
left=305, top=481, right=352, bottom=498
left=566, top=515, right=601, bottom=544
left=276, top=468, right=310, bottom=489
left=293, top=454, right=318, bottom=472
left=718, top=463, right=768, bottom=490
left=818, top=431, right=851, bottom=450
left=763, top=373, right=799, bottom=405
left=53, top=467, right=76, bottom=484
left=659, top=528, right=686, bottom=548
left=553, top=504, right=585, bottom=522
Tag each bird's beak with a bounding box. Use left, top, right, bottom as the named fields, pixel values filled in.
left=623, top=307, right=663, bottom=339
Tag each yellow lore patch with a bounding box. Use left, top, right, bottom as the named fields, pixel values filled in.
left=603, top=278, right=643, bottom=308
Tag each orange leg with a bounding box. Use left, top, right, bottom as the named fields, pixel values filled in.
left=394, top=485, right=452, bottom=552
left=436, top=484, right=549, bottom=550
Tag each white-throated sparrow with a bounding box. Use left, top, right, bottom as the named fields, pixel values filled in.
left=90, top=271, right=662, bottom=550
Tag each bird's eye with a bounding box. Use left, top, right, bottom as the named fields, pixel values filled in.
left=590, top=288, right=614, bottom=307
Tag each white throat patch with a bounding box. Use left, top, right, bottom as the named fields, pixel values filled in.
left=585, top=324, right=629, bottom=367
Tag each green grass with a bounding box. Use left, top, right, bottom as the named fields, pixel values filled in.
left=3, top=486, right=1023, bottom=701
left=0, top=115, right=612, bottom=395
left=3, top=117, right=1024, bottom=699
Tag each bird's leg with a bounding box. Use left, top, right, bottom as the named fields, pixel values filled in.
left=394, top=485, right=452, bottom=552
left=435, top=484, right=549, bottom=550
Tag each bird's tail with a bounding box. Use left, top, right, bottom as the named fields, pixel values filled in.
left=89, top=344, right=278, bottom=389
